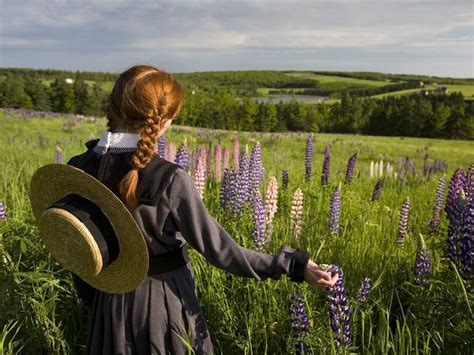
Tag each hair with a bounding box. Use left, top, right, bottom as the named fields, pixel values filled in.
left=106, top=65, right=184, bottom=209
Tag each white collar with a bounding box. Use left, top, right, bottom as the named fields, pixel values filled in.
left=97, top=131, right=140, bottom=149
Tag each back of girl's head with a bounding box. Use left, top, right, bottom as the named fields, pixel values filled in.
left=106, top=64, right=184, bottom=209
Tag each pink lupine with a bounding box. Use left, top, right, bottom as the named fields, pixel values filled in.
left=215, top=143, right=222, bottom=182
left=223, top=147, right=229, bottom=171
left=290, top=188, right=304, bottom=240
left=193, top=157, right=206, bottom=199
left=264, top=176, right=278, bottom=244
left=206, top=143, right=213, bottom=179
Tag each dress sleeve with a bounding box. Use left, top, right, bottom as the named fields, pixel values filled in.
left=166, top=168, right=310, bottom=282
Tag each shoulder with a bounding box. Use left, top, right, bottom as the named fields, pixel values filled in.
left=136, top=154, right=182, bottom=205
left=66, top=139, right=100, bottom=167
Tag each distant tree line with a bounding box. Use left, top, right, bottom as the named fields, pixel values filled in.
left=0, top=72, right=472, bottom=140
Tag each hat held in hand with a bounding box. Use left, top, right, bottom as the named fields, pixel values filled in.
left=29, top=164, right=149, bottom=294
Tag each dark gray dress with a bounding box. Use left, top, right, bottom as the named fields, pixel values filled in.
left=67, top=139, right=310, bottom=355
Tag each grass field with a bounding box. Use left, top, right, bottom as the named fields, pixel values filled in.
left=0, top=112, right=473, bottom=354
left=286, top=72, right=393, bottom=87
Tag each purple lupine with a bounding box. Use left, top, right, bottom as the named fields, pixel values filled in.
left=232, top=136, right=240, bottom=173
left=345, top=153, right=357, bottom=184
left=157, top=135, right=166, bottom=158
left=447, top=190, right=465, bottom=266
left=0, top=202, right=6, bottom=220
left=328, top=186, right=341, bottom=235
left=54, top=147, right=64, bottom=164
left=238, top=151, right=252, bottom=204
left=414, top=234, right=432, bottom=287
left=215, top=143, right=222, bottom=182
left=357, top=277, right=371, bottom=305
left=305, top=136, right=313, bottom=181
left=251, top=191, right=267, bottom=251
left=465, top=164, right=474, bottom=201
left=326, top=265, right=352, bottom=349
left=249, top=142, right=264, bottom=197
left=288, top=293, right=309, bottom=355
left=460, top=193, right=473, bottom=279
left=427, top=176, right=446, bottom=230
left=321, top=144, right=330, bottom=185
left=445, top=168, right=465, bottom=223
left=371, top=179, right=384, bottom=202
left=282, top=169, right=289, bottom=189
left=220, top=168, right=232, bottom=210
left=193, top=158, right=206, bottom=200
left=175, top=142, right=190, bottom=171
left=223, top=147, right=229, bottom=171
left=423, top=154, right=430, bottom=177
left=397, top=197, right=410, bottom=246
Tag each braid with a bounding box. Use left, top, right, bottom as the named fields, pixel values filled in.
left=119, top=110, right=164, bottom=209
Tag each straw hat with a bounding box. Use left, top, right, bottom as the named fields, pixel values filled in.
left=29, top=164, right=149, bottom=294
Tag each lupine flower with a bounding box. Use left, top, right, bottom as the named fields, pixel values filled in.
left=428, top=176, right=446, bottom=230
left=379, top=160, right=384, bottom=178
left=199, top=145, right=207, bottom=176
left=414, top=234, right=432, bottom=287
left=369, top=161, right=375, bottom=178
left=166, top=142, right=176, bottom=163
left=447, top=190, right=465, bottom=266
left=423, top=154, right=430, bottom=176
left=54, top=146, right=64, bottom=164
left=220, top=168, right=232, bottom=210
left=193, top=158, right=206, bottom=200
left=326, top=265, right=352, bottom=349
left=206, top=143, right=213, bottom=180
left=238, top=151, right=252, bottom=204
left=321, top=145, right=330, bottom=185
left=345, top=153, right=357, bottom=184
left=157, top=135, right=166, bottom=158
left=175, top=142, right=190, bottom=171
left=288, top=293, right=309, bottom=355
left=250, top=142, right=264, bottom=197
left=232, top=136, right=240, bottom=173
left=305, top=136, right=313, bottom=181
left=465, top=164, right=474, bottom=201
left=264, top=176, right=278, bottom=244
left=329, top=186, right=341, bottom=235
left=215, top=143, right=222, bottom=182
left=357, top=277, right=371, bottom=305
left=282, top=169, right=289, bottom=189
left=252, top=191, right=266, bottom=251
left=290, top=188, right=304, bottom=240
left=223, top=147, right=229, bottom=171
left=386, top=162, right=394, bottom=178
left=371, top=179, right=384, bottom=202
left=397, top=197, right=410, bottom=246
left=374, top=162, right=379, bottom=178
left=445, top=168, right=465, bottom=223
left=460, top=192, right=473, bottom=279
left=0, top=202, right=6, bottom=221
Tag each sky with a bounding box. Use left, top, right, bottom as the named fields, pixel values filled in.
left=0, top=0, right=473, bottom=77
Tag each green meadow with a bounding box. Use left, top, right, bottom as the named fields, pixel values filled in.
left=0, top=112, right=473, bottom=354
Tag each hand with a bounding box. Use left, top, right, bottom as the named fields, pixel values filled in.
left=304, top=259, right=338, bottom=288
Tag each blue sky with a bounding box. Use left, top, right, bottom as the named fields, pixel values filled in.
left=0, top=0, right=472, bottom=77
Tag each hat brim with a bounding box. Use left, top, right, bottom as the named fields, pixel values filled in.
left=30, top=164, right=149, bottom=294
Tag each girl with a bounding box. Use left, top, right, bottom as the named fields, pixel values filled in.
left=67, top=64, right=338, bottom=354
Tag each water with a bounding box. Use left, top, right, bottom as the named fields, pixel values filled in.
left=251, top=94, right=328, bottom=104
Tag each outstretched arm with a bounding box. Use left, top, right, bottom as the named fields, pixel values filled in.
left=166, top=168, right=310, bottom=283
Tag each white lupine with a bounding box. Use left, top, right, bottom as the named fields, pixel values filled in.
left=386, top=162, right=393, bottom=177
left=379, top=160, right=384, bottom=177
left=374, top=162, right=379, bottom=178
left=193, top=157, right=206, bottom=200
left=290, top=188, right=304, bottom=240
left=264, top=176, right=279, bottom=243
left=369, top=161, right=375, bottom=178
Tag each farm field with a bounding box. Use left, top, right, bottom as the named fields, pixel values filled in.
left=286, top=72, right=393, bottom=87
left=0, top=111, right=473, bottom=354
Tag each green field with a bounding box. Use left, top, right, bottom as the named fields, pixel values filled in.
left=287, top=72, right=393, bottom=87
left=0, top=112, right=473, bottom=353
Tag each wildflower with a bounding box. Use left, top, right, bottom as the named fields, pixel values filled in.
left=329, top=186, right=341, bottom=235
left=427, top=176, right=446, bottom=230
left=215, top=144, right=222, bottom=182
left=379, top=160, right=384, bottom=178
left=397, top=197, right=410, bottom=246
left=414, top=234, right=432, bottom=287
left=371, top=179, right=384, bottom=202
left=305, top=136, right=313, bottom=181
left=250, top=142, right=264, bottom=197
left=326, top=265, right=352, bottom=349
left=0, top=202, right=6, bottom=221
left=232, top=136, right=239, bottom=173
left=175, top=142, right=190, bottom=171
left=282, top=169, right=289, bottom=189
left=252, top=191, right=266, bottom=251
left=166, top=142, right=176, bottom=163
left=238, top=151, right=252, bottom=204
left=220, top=168, right=232, bottom=210
left=206, top=143, right=213, bottom=179
left=193, top=158, right=206, bottom=200
left=369, top=161, right=375, bottom=178
left=460, top=193, right=473, bottom=279
left=345, top=153, right=357, bottom=184
left=54, top=146, right=64, bottom=164
left=447, top=190, right=465, bottom=266
left=357, top=277, right=371, bottom=305
left=321, top=145, right=330, bottom=185
left=290, top=188, right=304, bottom=240
left=223, top=147, right=229, bottom=171
left=288, top=293, right=310, bottom=355
left=264, top=176, right=278, bottom=244
left=157, top=135, right=166, bottom=158
left=445, top=168, right=465, bottom=223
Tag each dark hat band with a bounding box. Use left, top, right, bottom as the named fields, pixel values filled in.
left=48, top=194, right=120, bottom=269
